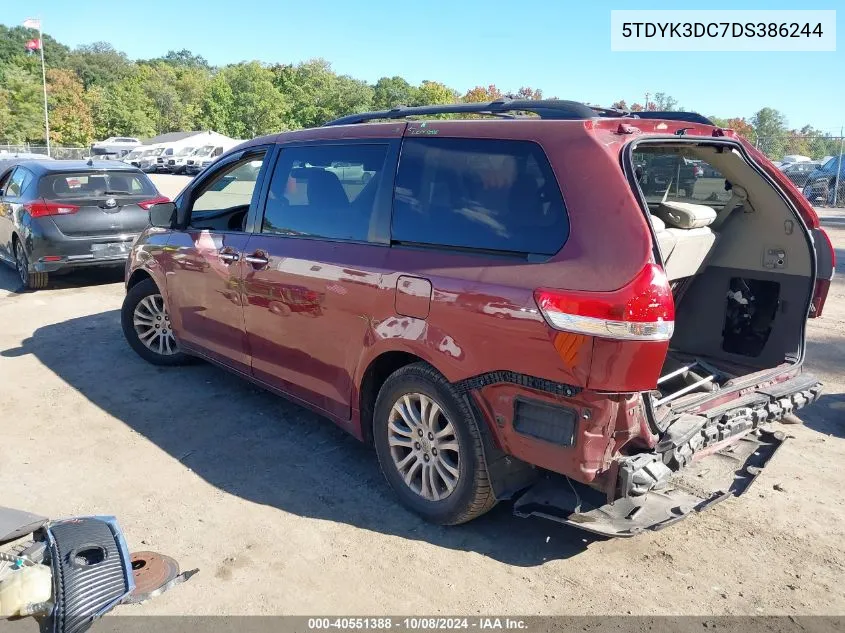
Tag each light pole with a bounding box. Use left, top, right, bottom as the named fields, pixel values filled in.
left=23, top=17, right=50, bottom=157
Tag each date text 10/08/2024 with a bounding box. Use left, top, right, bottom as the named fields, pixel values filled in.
left=307, top=618, right=528, bottom=630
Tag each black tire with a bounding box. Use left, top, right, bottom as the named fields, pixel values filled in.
left=373, top=362, right=496, bottom=525
left=121, top=278, right=192, bottom=366
left=14, top=238, right=47, bottom=290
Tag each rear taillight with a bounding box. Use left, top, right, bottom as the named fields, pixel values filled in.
left=138, top=196, right=170, bottom=210
left=24, top=200, right=80, bottom=217
left=534, top=264, right=675, bottom=341
left=811, top=228, right=836, bottom=318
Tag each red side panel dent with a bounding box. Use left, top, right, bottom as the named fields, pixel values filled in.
left=473, top=384, right=656, bottom=485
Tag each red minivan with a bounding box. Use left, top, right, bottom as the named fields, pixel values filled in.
left=122, top=100, right=834, bottom=536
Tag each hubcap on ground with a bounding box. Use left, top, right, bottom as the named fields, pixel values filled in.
left=388, top=392, right=460, bottom=501
left=133, top=294, right=177, bottom=356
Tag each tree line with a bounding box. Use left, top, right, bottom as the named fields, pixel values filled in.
left=0, top=24, right=840, bottom=161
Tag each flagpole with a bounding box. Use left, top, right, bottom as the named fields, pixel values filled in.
left=37, top=18, right=50, bottom=157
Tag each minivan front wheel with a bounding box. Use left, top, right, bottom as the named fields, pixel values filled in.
left=121, top=278, right=191, bottom=366
left=373, top=363, right=496, bottom=525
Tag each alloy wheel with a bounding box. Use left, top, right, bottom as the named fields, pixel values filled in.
left=387, top=392, right=460, bottom=501
left=133, top=294, right=177, bottom=356
left=15, top=243, right=27, bottom=287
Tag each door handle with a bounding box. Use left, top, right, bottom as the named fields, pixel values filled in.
left=218, top=251, right=240, bottom=263
left=244, top=252, right=269, bottom=267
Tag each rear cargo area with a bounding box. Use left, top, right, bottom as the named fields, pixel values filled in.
left=631, top=141, right=816, bottom=422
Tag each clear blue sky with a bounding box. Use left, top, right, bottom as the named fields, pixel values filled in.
left=9, top=0, right=844, bottom=132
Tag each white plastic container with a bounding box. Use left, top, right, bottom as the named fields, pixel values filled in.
left=0, top=563, right=53, bottom=617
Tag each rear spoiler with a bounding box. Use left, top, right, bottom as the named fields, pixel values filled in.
left=628, top=111, right=714, bottom=126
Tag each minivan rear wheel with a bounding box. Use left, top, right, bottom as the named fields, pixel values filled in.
left=373, top=362, right=496, bottom=525
left=121, top=278, right=192, bottom=366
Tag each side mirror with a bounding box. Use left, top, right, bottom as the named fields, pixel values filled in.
left=149, top=202, right=177, bottom=228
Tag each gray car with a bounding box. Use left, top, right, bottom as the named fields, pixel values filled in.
left=0, top=160, right=167, bottom=289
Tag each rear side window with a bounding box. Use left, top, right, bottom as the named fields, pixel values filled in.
left=261, top=144, right=389, bottom=242
left=6, top=167, right=35, bottom=197
left=39, top=171, right=158, bottom=198
left=392, top=138, right=568, bottom=256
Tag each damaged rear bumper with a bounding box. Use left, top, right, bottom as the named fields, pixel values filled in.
left=512, top=374, right=822, bottom=537
left=514, top=429, right=785, bottom=537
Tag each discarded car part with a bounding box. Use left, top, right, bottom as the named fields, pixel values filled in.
left=514, top=429, right=786, bottom=537
left=46, top=517, right=134, bottom=633
left=0, top=558, right=52, bottom=617
left=124, top=551, right=197, bottom=604
left=1, top=511, right=194, bottom=633
left=0, top=507, right=48, bottom=546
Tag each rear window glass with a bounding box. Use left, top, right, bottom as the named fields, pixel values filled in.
left=633, top=149, right=731, bottom=207
left=40, top=171, right=157, bottom=198
left=392, top=138, right=568, bottom=256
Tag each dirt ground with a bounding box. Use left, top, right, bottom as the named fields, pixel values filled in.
left=0, top=208, right=843, bottom=616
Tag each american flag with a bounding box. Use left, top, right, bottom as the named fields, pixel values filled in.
left=26, top=38, right=42, bottom=51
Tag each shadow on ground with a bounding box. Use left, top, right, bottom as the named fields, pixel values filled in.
left=0, top=264, right=123, bottom=294
left=0, top=309, right=598, bottom=566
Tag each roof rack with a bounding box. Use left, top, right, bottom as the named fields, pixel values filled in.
left=325, top=99, right=600, bottom=126
left=323, top=99, right=713, bottom=127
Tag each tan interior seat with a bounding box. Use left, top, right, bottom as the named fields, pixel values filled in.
left=650, top=202, right=718, bottom=281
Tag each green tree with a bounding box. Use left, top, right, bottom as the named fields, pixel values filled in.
left=137, top=63, right=184, bottom=133
left=198, top=71, right=235, bottom=134
left=652, top=92, right=678, bottom=110
left=412, top=80, right=458, bottom=106
left=372, top=76, right=416, bottom=110
left=161, top=49, right=210, bottom=70
left=66, top=42, right=132, bottom=89
left=274, top=59, right=372, bottom=128
left=47, top=68, right=94, bottom=145
left=751, top=107, right=788, bottom=158
left=0, top=67, right=44, bottom=143
left=90, top=75, right=156, bottom=139
left=216, top=62, right=288, bottom=138
left=174, top=66, right=211, bottom=130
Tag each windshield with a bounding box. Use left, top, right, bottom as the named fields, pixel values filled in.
left=176, top=147, right=195, bottom=157
left=125, top=150, right=144, bottom=159
left=821, top=156, right=843, bottom=171
left=39, top=171, right=158, bottom=198
left=194, top=145, right=215, bottom=157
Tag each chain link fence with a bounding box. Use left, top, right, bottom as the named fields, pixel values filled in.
left=753, top=134, right=845, bottom=207
left=0, top=144, right=89, bottom=160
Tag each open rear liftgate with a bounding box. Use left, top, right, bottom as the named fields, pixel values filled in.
left=513, top=373, right=822, bottom=537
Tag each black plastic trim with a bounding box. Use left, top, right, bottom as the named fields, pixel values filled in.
left=453, top=371, right=581, bottom=398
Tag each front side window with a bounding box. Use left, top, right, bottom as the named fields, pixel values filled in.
left=392, top=138, right=568, bottom=256
left=261, top=143, right=389, bottom=242
left=189, top=151, right=267, bottom=231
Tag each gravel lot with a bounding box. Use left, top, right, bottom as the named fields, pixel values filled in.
left=0, top=205, right=843, bottom=616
